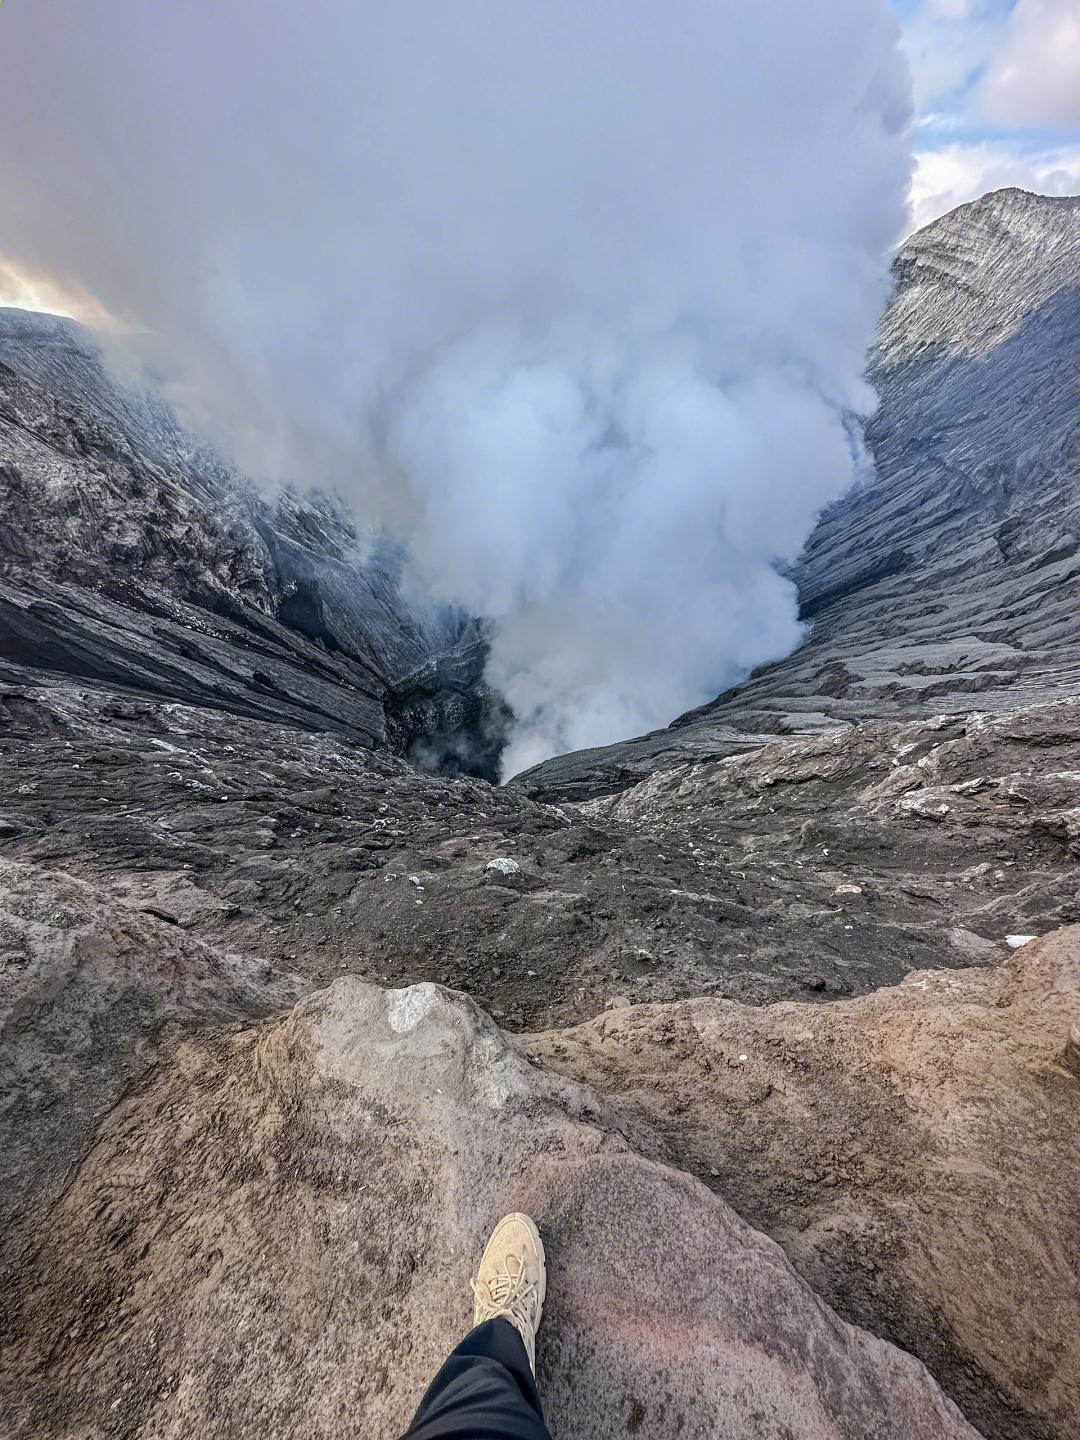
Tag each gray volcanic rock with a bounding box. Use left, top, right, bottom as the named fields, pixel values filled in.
left=385, top=639, right=513, bottom=777
left=0, top=856, right=304, bottom=1256
left=0, top=865, right=978, bottom=1439
left=0, top=307, right=498, bottom=767
left=6, top=681, right=1080, bottom=1030
left=515, top=189, right=1080, bottom=802
left=5, top=681, right=1080, bottom=1028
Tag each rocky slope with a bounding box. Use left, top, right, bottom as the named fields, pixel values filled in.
left=0, top=307, right=506, bottom=776
left=0, top=860, right=988, bottom=1440
left=516, top=189, right=1080, bottom=801
left=2, top=680, right=1080, bottom=1436
left=4, top=682, right=1080, bottom=1027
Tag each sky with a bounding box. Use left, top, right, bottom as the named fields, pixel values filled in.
left=892, top=0, right=1080, bottom=227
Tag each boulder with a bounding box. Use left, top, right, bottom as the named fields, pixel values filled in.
left=530, top=928, right=1080, bottom=1440
left=1, top=870, right=976, bottom=1438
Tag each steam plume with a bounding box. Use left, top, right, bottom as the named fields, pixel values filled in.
left=0, top=1, right=911, bottom=775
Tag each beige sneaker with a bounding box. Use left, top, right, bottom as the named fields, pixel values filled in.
left=470, top=1212, right=546, bottom=1373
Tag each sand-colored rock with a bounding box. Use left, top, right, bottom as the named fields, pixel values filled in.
left=0, top=857, right=304, bottom=1254
left=529, top=928, right=1080, bottom=1440
left=2, top=919, right=977, bottom=1439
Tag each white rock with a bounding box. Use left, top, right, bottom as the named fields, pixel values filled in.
left=486, top=858, right=520, bottom=876
left=1006, top=934, right=1039, bottom=949
left=899, top=793, right=952, bottom=820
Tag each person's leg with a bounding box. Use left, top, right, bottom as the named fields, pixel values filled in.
left=400, top=1213, right=552, bottom=1440
left=400, top=1317, right=550, bottom=1440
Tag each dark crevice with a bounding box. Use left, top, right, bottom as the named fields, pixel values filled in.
left=383, top=646, right=512, bottom=781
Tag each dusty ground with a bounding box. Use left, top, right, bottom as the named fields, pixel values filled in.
left=4, top=683, right=1080, bottom=1033
left=3, top=686, right=1080, bottom=1438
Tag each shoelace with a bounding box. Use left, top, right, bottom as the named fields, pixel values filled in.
left=471, top=1250, right=540, bottom=1336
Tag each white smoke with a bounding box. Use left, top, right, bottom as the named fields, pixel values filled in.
left=0, top=1, right=911, bottom=776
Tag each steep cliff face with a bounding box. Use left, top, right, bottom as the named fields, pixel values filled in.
left=0, top=308, right=502, bottom=768
left=516, top=189, right=1080, bottom=801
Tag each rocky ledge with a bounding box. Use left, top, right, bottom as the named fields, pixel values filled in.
left=0, top=857, right=988, bottom=1439
left=3, top=852, right=1076, bottom=1438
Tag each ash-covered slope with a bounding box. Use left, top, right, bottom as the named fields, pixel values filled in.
left=517, top=188, right=1080, bottom=801
left=0, top=308, right=505, bottom=775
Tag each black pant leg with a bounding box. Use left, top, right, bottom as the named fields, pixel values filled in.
left=399, top=1317, right=552, bottom=1440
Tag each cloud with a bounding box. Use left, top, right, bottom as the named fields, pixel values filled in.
left=0, top=262, right=115, bottom=327
left=896, top=1, right=1080, bottom=236
left=0, top=1, right=911, bottom=775
left=981, top=0, right=1080, bottom=128
left=896, top=0, right=1080, bottom=135
left=911, top=140, right=1080, bottom=227
left=897, top=0, right=1011, bottom=115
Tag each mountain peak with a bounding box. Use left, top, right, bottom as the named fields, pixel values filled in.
left=881, top=184, right=1080, bottom=367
